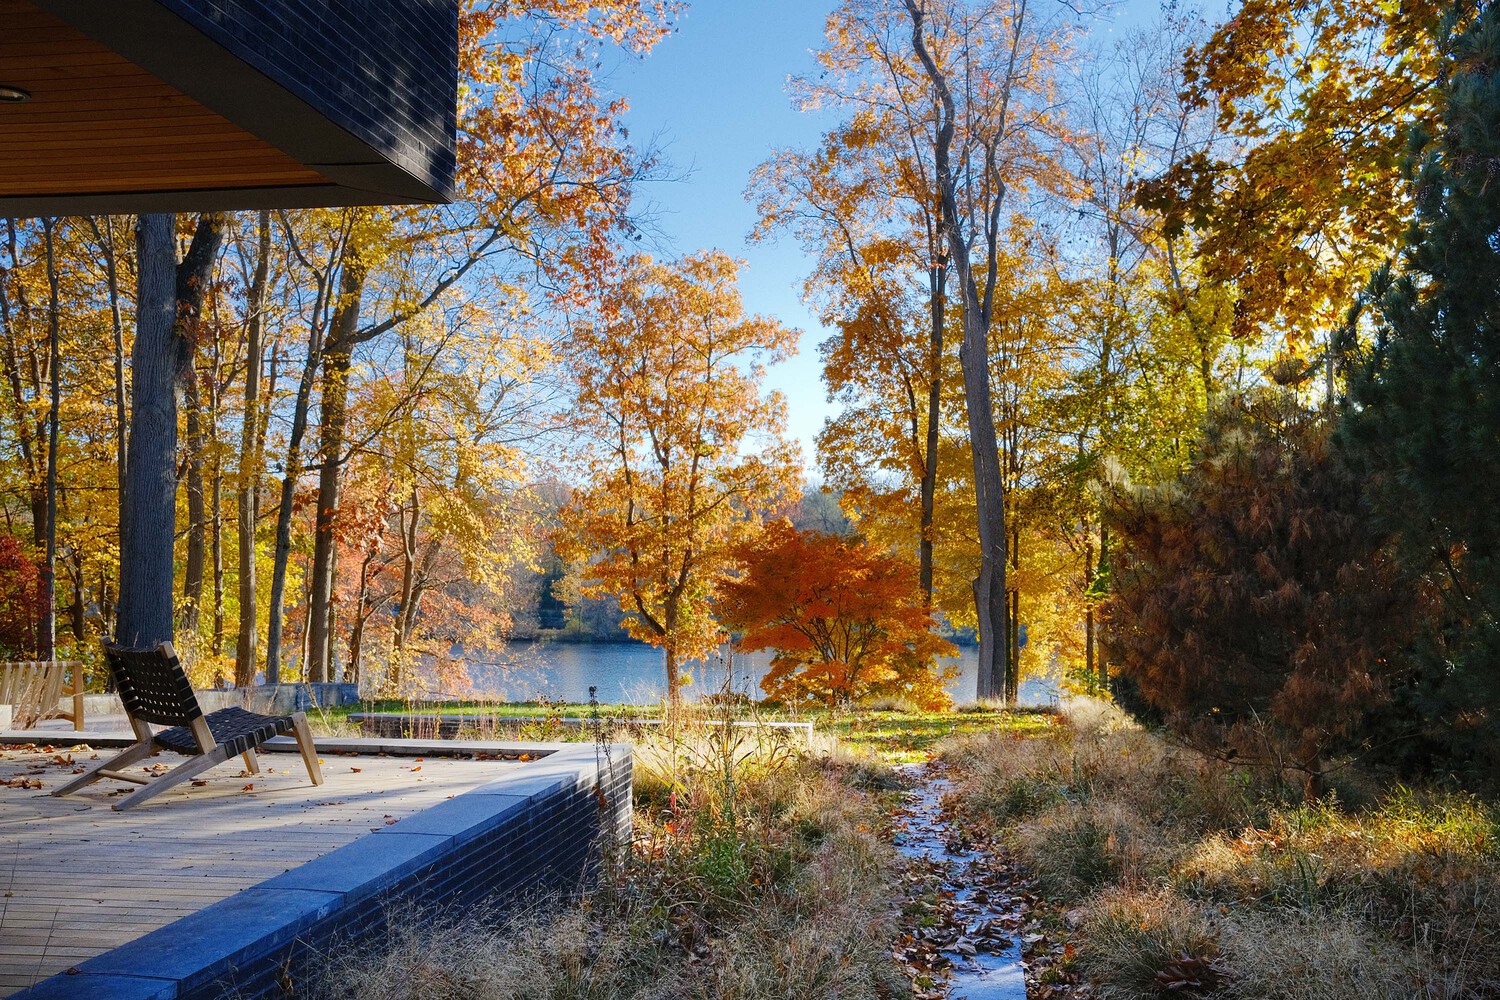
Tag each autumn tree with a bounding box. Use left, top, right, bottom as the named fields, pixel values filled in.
left=1135, top=0, right=1457, bottom=372
left=231, top=211, right=275, bottom=686
left=1049, top=11, right=1235, bottom=685
left=345, top=306, right=553, bottom=693
left=899, top=0, right=1069, bottom=700
left=751, top=0, right=956, bottom=606
left=1105, top=382, right=1422, bottom=798
left=296, top=0, right=675, bottom=684
left=556, top=251, right=800, bottom=709
left=720, top=519, right=954, bottom=709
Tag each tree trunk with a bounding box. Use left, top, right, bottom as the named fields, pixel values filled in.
left=90, top=217, right=130, bottom=619
left=904, top=0, right=1011, bottom=703
left=346, top=549, right=382, bottom=687
left=117, top=215, right=182, bottom=647
left=209, top=373, right=226, bottom=654
left=307, top=257, right=366, bottom=684
left=181, top=367, right=206, bottom=635
left=177, top=216, right=222, bottom=641
left=68, top=551, right=85, bottom=643
left=1097, top=521, right=1110, bottom=688
left=307, top=360, right=357, bottom=676
left=664, top=643, right=681, bottom=714
left=265, top=302, right=329, bottom=684
left=389, top=484, right=421, bottom=693
left=267, top=244, right=365, bottom=684
left=117, top=213, right=224, bottom=649
left=1299, top=733, right=1325, bottom=801
left=1007, top=540, right=1020, bottom=705
left=39, top=218, right=61, bottom=662
left=235, top=211, right=271, bottom=686
left=958, top=295, right=1009, bottom=702
left=1083, top=525, right=1095, bottom=681
left=920, top=256, right=945, bottom=606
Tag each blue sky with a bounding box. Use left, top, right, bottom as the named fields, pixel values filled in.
left=614, top=2, right=840, bottom=473
left=610, top=1, right=1160, bottom=474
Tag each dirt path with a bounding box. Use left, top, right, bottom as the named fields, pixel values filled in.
left=890, top=760, right=1031, bottom=999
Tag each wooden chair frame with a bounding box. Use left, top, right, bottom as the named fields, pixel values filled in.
left=52, top=642, right=322, bottom=811
left=0, top=660, right=85, bottom=730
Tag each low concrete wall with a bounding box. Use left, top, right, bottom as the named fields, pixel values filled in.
left=76, top=682, right=359, bottom=722
left=13, top=738, right=631, bottom=1000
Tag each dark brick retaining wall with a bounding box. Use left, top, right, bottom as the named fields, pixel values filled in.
left=12, top=741, right=631, bottom=1000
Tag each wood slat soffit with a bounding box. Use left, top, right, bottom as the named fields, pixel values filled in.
left=0, top=0, right=332, bottom=202
left=0, top=0, right=458, bottom=215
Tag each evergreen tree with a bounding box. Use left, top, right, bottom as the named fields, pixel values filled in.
left=1338, top=1, right=1500, bottom=773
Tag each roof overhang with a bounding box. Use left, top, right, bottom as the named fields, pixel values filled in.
left=0, top=0, right=458, bottom=218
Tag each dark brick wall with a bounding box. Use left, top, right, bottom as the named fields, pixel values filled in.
left=196, top=753, right=633, bottom=1000
left=157, top=0, right=458, bottom=197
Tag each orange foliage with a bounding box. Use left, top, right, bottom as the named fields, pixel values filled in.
left=1137, top=0, right=1455, bottom=343
left=556, top=252, right=801, bottom=705
left=0, top=533, right=40, bottom=659
left=720, top=520, right=955, bottom=710
left=455, top=0, right=680, bottom=299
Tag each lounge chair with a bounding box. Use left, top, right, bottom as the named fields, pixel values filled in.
left=51, top=641, right=323, bottom=811
left=0, top=659, right=85, bottom=730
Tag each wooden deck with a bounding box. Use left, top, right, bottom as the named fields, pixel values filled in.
left=0, top=741, right=523, bottom=996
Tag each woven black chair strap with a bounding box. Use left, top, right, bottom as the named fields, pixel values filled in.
left=103, top=642, right=202, bottom=727
left=155, top=707, right=296, bottom=758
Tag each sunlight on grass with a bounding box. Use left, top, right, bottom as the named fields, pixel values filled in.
left=318, top=697, right=1061, bottom=763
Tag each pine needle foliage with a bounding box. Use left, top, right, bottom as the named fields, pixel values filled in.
left=1105, top=387, right=1423, bottom=797
left=1338, top=1, right=1500, bottom=778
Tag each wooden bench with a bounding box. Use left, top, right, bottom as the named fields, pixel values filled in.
left=0, top=660, right=85, bottom=730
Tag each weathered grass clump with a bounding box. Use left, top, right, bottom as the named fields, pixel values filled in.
left=945, top=698, right=1500, bottom=999
left=310, top=718, right=906, bottom=1000
left=1074, top=888, right=1219, bottom=1000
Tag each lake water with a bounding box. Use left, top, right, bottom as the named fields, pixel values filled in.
left=449, top=640, right=1058, bottom=707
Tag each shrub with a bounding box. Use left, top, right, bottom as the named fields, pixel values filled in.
left=1218, top=910, right=1423, bottom=1000
left=0, top=533, right=40, bottom=659
left=1016, top=799, right=1164, bottom=897
left=720, top=519, right=956, bottom=710
left=313, top=724, right=902, bottom=1000
left=1104, top=387, right=1426, bottom=799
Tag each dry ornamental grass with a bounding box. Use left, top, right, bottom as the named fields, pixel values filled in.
left=944, top=699, right=1500, bottom=999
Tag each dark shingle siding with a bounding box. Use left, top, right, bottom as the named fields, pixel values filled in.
left=156, top=0, right=458, bottom=197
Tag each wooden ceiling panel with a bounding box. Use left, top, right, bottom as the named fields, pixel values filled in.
left=0, top=0, right=330, bottom=198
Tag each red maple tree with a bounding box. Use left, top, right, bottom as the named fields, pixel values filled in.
left=720, top=520, right=955, bottom=709
left=0, top=533, right=41, bottom=659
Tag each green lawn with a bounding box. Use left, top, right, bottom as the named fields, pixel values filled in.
left=316, top=697, right=1060, bottom=763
